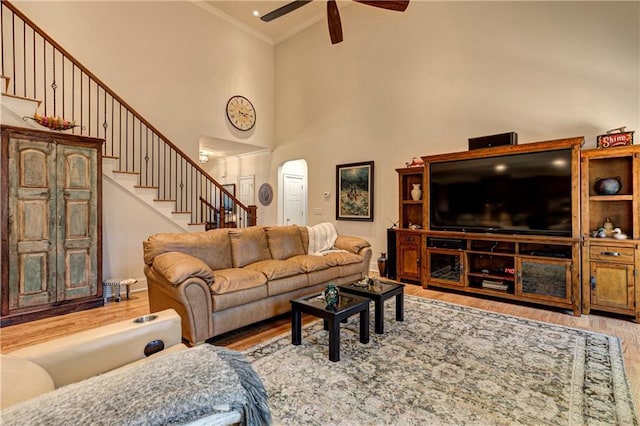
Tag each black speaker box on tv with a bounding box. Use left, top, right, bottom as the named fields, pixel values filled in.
left=468, top=132, right=518, bottom=150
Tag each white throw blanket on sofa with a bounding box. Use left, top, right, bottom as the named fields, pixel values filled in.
left=307, top=222, right=339, bottom=255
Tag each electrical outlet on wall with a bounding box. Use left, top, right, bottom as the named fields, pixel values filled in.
left=313, top=208, right=322, bottom=215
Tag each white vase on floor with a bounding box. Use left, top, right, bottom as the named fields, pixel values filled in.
left=411, top=184, right=422, bottom=201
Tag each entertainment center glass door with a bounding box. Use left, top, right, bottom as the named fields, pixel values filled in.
left=516, top=257, right=572, bottom=304
left=427, top=249, right=463, bottom=287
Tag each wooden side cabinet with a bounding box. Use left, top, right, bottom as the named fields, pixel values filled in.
left=396, top=230, right=423, bottom=283
left=580, top=145, right=640, bottom=321
left=1, top=125, right=104, bottom=326
left=584, top=242, right=638, bottom=321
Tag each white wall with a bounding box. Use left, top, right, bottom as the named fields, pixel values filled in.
left=11, top=1, right=275, bottom=280
left=273, top=1, right=640, bottom=266
left=13, top=1, right=274, bottom=155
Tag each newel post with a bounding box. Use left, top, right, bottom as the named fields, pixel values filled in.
left=247, top=205, right=258, bottom=226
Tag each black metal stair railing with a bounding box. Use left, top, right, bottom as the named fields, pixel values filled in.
left=0, top=1, right=257, bottom=228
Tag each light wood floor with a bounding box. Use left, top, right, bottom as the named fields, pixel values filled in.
left=1, top=286, right=638, bottom=410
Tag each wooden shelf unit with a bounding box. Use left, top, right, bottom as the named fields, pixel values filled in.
left=580, top=145, right=640, bottom=321
left=395, top=166, right=425, bottom=229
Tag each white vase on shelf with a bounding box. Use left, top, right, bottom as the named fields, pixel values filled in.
left=410, top=184, right=422, bottom=201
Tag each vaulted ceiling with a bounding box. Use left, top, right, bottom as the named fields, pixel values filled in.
left=205, top=1, right=351, bottom=44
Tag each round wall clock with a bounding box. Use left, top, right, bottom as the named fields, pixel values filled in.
left=258, top=183, right=273, bottom=206
left=226, top=95, right=256, bottom=131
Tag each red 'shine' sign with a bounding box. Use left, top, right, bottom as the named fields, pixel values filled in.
left=597, top=131, right=634, bottom=148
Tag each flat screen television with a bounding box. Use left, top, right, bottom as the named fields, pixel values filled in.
left=429, top=149, right=573, bottom=236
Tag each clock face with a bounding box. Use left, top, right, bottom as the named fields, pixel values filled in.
left=226, top=95, right=256, bottom=131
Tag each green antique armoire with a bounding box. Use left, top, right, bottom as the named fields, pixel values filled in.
left=1, top=125, right=104, bottom=326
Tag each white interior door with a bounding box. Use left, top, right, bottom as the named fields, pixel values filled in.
left=283, top=174, right=305, bottom=226
left=238, top=175, right=255, bottom=206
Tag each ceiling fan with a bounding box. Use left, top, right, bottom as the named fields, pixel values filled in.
left=260, top=0, right=410, bottom=44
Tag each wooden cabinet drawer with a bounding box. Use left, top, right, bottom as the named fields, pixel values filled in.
left=397, top=233, right=421, bottom=246
left=589, top=245, right=635, bottom=264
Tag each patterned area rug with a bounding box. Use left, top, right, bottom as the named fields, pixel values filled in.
left=243, top=296, right=638, bottom=425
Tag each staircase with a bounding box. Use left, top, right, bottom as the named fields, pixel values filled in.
left=0, top=1, right=256, bottom=231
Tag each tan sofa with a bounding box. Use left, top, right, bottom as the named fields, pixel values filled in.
left=143, top=224, right=372, bottom=345
left=1, top=310, right=264, bottom=425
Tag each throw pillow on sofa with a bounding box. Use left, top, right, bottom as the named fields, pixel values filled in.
left=264, top=225, right=305, bottom=260
left=229, top=227, right=272, bottom=268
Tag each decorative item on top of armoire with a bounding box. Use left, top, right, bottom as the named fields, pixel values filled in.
left=23, top=113, right=84, bottom=131
left=1, top=125, right=104, bottom=327
left=377, top=253, right=388, bottom=278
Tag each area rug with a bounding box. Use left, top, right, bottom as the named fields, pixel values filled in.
left=243, top=296, right=638, bottom=425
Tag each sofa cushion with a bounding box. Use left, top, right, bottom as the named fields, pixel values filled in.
left=229, top=227, right=272, bottom=268
left=267, top=275, right=309, bottom=296
left=334, top=235, right=371, bottom=254
left=211, top=268, right=267, bottom=295
left=144, top=229, right=232, bottom=270
left=0, top=355, right=55, bottom=409
left=264, top=226, right=305, bottom=260
left=153, top=252, right=214, bottom=286
left=307, top=267, right=341, bottom=286
left=306, top=222, right=338, bottom=254
left=287, top=254, right=337, bottom=272
left=323, top=251, right=363, bottom=266
left=244, top=259, right=305, bottom=281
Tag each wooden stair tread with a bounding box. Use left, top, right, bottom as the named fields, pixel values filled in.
left=1, top=92, right=42, bottom=105
left=112, top=170, right=139, bottom=175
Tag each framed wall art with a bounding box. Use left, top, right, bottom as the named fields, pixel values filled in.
left=336, top=161, right=374, bottom=221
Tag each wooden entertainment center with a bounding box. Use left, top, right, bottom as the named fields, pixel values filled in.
left=395, top=137, right=640, bottom=321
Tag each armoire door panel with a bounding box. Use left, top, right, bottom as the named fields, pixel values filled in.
left=18, top=199, right=50, bottom=241
left=8, top=138, right=57, bottom=310
left=66, top=201, right=90, bottom=238
left=11, top=248, right=54, bottom=309
left=57, top=144, right=98, bottom=301
left=60, top=249, right=93, bottom=299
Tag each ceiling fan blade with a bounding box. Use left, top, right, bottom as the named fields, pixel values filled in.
left=353, top=0, right=409, bottom=12
left=327, top=0, right=343, bottom=44
left=260, top=0, right=313, bottom=22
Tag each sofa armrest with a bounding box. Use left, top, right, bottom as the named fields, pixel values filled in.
left=152, top=251, right=214, bottom=286
left=334, top=235, right=371, bottom=254
left=7, top=309, right=183, bottom=388
left=145, top=265, right=214, bottom=346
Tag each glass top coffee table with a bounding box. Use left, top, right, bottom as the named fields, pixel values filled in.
left=290, top=293, right=370, bottom=362
left=339, top=278, right=404, bottom=334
